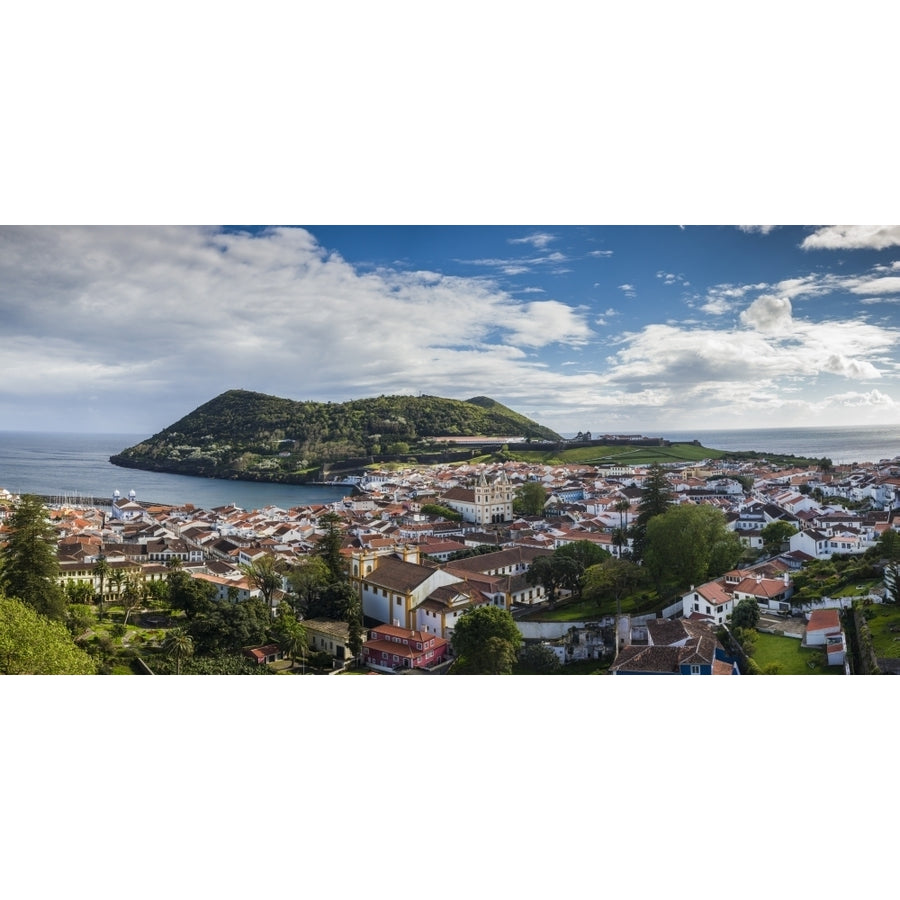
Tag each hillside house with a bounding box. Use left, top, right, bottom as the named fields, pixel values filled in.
left=362, top=624, right=449, bottom=672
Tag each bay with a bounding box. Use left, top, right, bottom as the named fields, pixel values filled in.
left=4, top=425, right=900, bottom=513
left=0, top=431, right=350, bottom=510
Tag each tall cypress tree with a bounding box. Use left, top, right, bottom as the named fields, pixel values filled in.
left=630, top=464, right=674, bottom=562
left=0, top=494, right=66, bottom=620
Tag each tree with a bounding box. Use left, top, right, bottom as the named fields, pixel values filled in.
left=525, top=554, right=580, bottom=608
left=643, top=504, right=743, bottom=593
left=314, top=512, right=346, bottom=581
left=554, top=540, right=611, bottom=572
left=92, top=555, right=111, bottom=621
left=731, top=596, right=760, bottom=630
left=0, top=493, right=66, bottom=621
left=162, top=628, right=195, bottom=675
left=613, top=498, right=631, bottom=531
left=0, top=593, right=97, bottom=674
left=273, top=606, right=308, bottom=670
left=120, top=574, right=147, bottom=626
left=611, top=527, right=629, bottom=557
left=582, top=557, right=642, bottom=614
left=760, top=520, right=798, bottom=555
left=287, top=555, right=331, bottom=616
left=240, top=554, right=283, bottom=616
left=347, top=596, right=364, bottom=660
left=420, top=503, right=462, bottom=521
left=186, top=595, right=270, bottom=655
left=875, top=529, right=900, bottom=564
left=451, top=605, right=522, bottom=674
left=514, top=481, right=548, bottom=516
left=109, top=568, right=126, bottom=610
left=518, top=642, right=561, bottom=673
left=630, top=465, right=674, bottom=561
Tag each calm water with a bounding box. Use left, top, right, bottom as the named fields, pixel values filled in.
left=0, top=432, right=350, bottom=510
left=657, top=425, right=900, bottom=465
left=3, top=426, right=900, bottom=512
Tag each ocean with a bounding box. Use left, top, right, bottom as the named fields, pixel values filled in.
left=0, top=431, right=350, bottom=510
left=656, top=424, right=900, bottom=465
left=2, top=426, right=900, bottom=512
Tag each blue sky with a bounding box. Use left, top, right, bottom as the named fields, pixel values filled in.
left=2, top=224, right=900, bottom=436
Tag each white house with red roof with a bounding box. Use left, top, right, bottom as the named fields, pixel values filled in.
left=682, top=579, right=734, bottom=626
left=804, top=608, right=846, bottom=667
left=731, top=572, right=794, bottom=613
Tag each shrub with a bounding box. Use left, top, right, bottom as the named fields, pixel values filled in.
left=518, top=643, right=562, bottom=673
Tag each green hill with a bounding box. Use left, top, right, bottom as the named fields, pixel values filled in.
left=110, top=389, right=561, bottom=482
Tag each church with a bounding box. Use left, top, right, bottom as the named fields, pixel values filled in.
left=440, top=470, right=514, bottom=525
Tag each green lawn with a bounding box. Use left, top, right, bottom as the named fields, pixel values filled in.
left=751, top=632, right=843, bottom=675
left=860, top=603, right=900, bottom=659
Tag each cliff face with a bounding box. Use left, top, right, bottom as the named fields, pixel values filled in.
left=109, top=390, right=561, bottom=482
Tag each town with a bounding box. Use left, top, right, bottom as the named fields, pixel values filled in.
left=3, top=446, right=900, bottom=675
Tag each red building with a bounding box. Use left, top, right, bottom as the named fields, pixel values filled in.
left=362, top=624, right=449, bottom=672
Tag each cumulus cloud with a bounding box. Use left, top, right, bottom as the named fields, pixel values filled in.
left=589, top=249, right=614, bottom=258
left=737, top=226, right=779, bottom=235
left=802, top=225, right=900, bottom=250
left=739, top=294, right=794, bottom=333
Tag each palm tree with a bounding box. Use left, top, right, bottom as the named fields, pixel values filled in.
left=277, top=615, right=308, bottom=671
left=614, top=498, right=631, bottom=531
left=240, top=555, right=283, bottom=616
left=109, top=568, right=126, bottom=611
left=162, top=628, right=194, bottom=675
left=93, top=556, right=110, bottom=621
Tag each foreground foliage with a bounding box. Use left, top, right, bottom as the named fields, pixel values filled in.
left=0, top=493, right=66, bottom=621
left=0, top=594, right=97, bottom=674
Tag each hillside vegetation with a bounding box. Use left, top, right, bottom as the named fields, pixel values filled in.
left=110, top=389, right=562, bottom=481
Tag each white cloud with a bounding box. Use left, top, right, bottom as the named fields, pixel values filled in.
left=700, top=297, right=732, bottom=315
left=824, top=389, right=896, bottom=408
left=849, top=276, right=900, bottom=295
left=737, top=225, right=779, bottom=235
left=589, top=249, right=614, bottom=258
left=0, top=226, right=599, bottom=431
left=509, top=232, right=556, bottom=250
left=802, top=225, right=900, bottom=250
left=739, top=294, right=794, bottom=333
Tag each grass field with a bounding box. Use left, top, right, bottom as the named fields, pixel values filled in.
left=500, top=442, right=725, bottom=466
left=859, top=603, right=900, bottom=659
left=751, top=632, right=843, bottom=674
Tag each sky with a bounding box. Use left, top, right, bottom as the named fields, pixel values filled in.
left=3, top=224, right=900, bottom=437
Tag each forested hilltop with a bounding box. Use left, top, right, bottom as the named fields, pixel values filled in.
left=110, top=390, right=562, bottom=482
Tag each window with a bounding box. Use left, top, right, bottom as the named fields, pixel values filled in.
left=690, top=665, right=701, bottom=675
left=396, top=597, right=402, bottom=605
